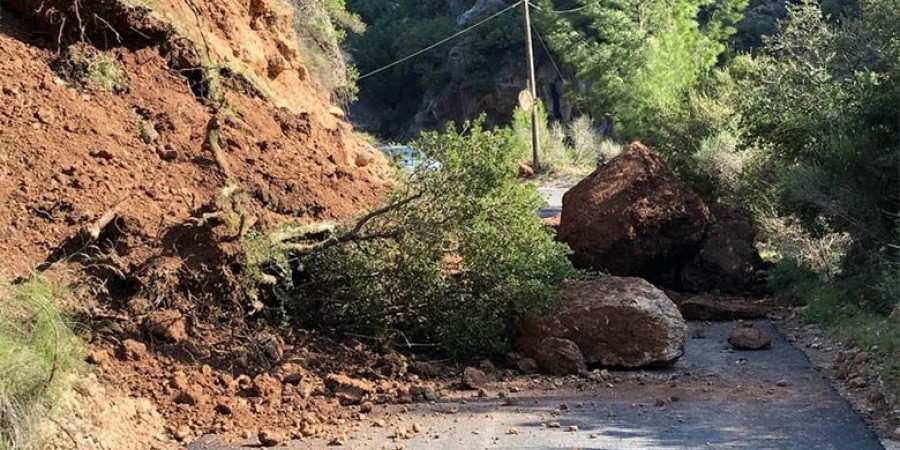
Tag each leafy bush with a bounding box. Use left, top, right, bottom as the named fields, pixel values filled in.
left=265, top=120, right=577, bottom=356
left=0, top=278, right=83, bottom=449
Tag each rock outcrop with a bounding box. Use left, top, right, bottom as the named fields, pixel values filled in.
left=558, top=143, right=710, bottom=278
left=517, top=277, right=687, bottom=370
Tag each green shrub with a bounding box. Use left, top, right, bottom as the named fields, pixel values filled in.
left=265, top=119, right=577, bottom=356
left=0, top=277, right=84, bottom=449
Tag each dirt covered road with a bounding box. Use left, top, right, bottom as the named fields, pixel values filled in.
left=192, top=322, right=886, bottom=449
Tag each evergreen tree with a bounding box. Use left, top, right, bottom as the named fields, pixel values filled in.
left=534, top=0, right=746, bottom=140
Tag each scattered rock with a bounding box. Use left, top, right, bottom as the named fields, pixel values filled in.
left=558, top=142, right=709, bottom=278
left=514, top=357, right=539, bottom=375
left=775, top=379, right=789, bottom=387
left=359, top=401, right=374, bottom=413
left=173, top=425, right=192, bottom=442
left=120, top=339, right=147, bottom=361
left=727, top=325, right=772, bottom=350
left=258, top=428, right=287, bottom=447
left=173, top=387, right=207, bottom=406
left=533, top=337, right=587, bottom=376
left=691, top=328, right=706, bottom=339
left=478, top=359, right=496, bottom=373
left=567, top=425, right=579, bottom=432
left=848, top=376, right=868, bottom=389
left=143, top=310, right=187, bottom=343
left=460, top=367, right=488, bottom=390
left=517, top=277, right=687, bottom=368
left=324, top=373, right=376, bottom=406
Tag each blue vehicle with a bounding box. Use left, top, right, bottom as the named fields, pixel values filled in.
left=378, top=145, right=441, bottom=172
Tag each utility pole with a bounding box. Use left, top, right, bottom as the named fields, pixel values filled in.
left=522, top=0, right=541, bottom=171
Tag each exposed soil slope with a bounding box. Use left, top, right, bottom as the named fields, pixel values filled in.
left=0, top=1, right=386, bottom=277
left=0, top=0, right=389, bottom=445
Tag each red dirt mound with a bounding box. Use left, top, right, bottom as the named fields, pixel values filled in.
left=0, top=0, right=391, bottom=443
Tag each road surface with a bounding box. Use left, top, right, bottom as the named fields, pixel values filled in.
left=190, top=322, right=886, bottom=450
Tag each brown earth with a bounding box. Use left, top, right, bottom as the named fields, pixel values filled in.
left=0, top=0, right=396, bottom=445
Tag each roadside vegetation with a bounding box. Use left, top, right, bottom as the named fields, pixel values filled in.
left=245, top=120, right=577, bottom=356
left=0, top=277, right=84, bottom=450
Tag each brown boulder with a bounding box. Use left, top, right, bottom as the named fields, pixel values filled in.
left=728, top=325, right=772, bottom=350
left=460, top=367, right=488, bottom=390
left=258, top=429, right=287, bottom=447
left=558, top=142, right=709, bottom=278
left=679, top=204, right=767, bottom=294
left=517, top=277, right=687, bottom=368
left=533, top=337, right=587, bottom=375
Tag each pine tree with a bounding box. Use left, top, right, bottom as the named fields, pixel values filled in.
left=534, top=0, right=746, bottom=139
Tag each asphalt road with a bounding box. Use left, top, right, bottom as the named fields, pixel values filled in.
left=537, top=187, right=568, bottom=218
left=190, top=322, right=885, bottom=450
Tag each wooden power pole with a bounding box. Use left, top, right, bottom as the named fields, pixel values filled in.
left=522, top=0, right=541, bottom=171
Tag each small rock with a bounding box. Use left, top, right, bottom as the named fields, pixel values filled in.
left=546, top=421, right=561, bottom=428
left=328, top=434, right=346, bottom=446
left=892, top=427, right=900, bottom=440
left=727, top=325, right=772, bottom=350
left=174, top=388, right=207, bottom=406
left=173, top=426, right=191, bottom=442
left=506, top=428, right=519, bottom=435
left=568, top=425, right=579, bottom=432
left=849, top=376, right=868, bottom=389
left=479, top=359, right=496, bottom=373
left=258, top=429, right=287, bottom=447
left=359, top=401, right=374, bottom=413
left=120, top=339, right=148, bottom=361
left=515, top=357, right=539, bottom=375
left=324, top=373, right=375, bottom=406
left=461, top=367, right=488, bottom=390
left=775, top=379, right=789, bottom=387
left=691, top=328, right=706, bottom=339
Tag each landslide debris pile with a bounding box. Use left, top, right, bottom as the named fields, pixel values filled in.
left=558, top=142, right=768, bottom=296
left=0, top=0, right=394, bottom=444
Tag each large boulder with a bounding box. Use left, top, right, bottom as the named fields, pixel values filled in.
left=558, top=142, right=709, bottom=278
left=517, top=277, right=687, bottom=369
left=678, top=203, right=768, bottom=294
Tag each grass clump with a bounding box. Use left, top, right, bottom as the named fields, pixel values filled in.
left=53, top=43, right=128, bottom=94
left=0, top=277, right=84, bottom=450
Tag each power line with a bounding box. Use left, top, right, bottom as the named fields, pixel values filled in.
left=358, top=1, right=524, bottom=81
left=531, top=22, right=565, bottom=82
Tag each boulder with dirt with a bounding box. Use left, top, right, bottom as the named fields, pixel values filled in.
left=517, top=277, right=687, bottom=368
left=679, top=203, right=768, bottom=295
left=557, top=142, right=709, bottom=279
